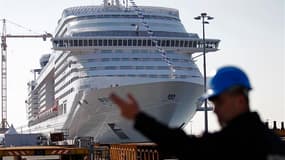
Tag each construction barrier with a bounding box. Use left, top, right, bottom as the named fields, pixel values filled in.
left=94, top=145, right=110, bottom=160
left=109, top=143, right=175, bottom=160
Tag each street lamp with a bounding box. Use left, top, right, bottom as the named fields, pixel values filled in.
left=194, top=13, right=214, bottom=133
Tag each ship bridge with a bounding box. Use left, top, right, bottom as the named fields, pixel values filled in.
left=52, top=36, right=220, bottom=53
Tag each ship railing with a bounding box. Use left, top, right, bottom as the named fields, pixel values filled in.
left=52, top=36, right=220, bottom=52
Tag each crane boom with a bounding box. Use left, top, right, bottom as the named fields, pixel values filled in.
left=6, top=34, right=52, bottom=40
left=0, top=18, right=52, bottom=132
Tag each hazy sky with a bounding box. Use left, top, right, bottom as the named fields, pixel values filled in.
left=0, top=0, right=284, bottom=134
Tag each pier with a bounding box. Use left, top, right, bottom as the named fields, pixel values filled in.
left=0, top=146, right=89, bottom=160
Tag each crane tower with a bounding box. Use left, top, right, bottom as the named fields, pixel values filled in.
left=0, top=19, right=52, bottom=133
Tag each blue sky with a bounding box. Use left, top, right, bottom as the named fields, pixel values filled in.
left=0, top=0, right=284, bottom=134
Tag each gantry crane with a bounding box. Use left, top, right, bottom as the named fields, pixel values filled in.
left=0, top=18, right=52, bottom=133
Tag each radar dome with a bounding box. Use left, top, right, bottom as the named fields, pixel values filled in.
left=40, top=54, right=51, bottom=68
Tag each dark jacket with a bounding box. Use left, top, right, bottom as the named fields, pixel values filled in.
left=134, top=111, right=285, bottom=160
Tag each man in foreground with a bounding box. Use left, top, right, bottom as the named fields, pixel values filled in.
left=110, top=66, right=285, bottom=159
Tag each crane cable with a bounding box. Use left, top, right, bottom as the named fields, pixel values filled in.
left=1, top=19, right=43, bottom=35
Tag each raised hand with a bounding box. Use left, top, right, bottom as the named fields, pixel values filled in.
left=110, top=93, right=140, bottom=120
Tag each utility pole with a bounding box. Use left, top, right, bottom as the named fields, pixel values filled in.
left=0, top=19, right=52, bottom=133
left=194, top=13, right=214, bottom=133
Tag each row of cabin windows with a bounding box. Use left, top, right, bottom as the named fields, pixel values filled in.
left=78, top=66, right=198, bottom=71
left=63, top=15, right=180, bottom=23
left=79, top=57, right=192, bottom=63
left=53, top=51, right=187, bottom=78
left=55, top=64, right=198, bottom=89
left=55, top=76, right=79, bottom=95
left=55, top=67, right=200, bottom=96
left=81, top=74, right=201, bottom=79
left=55, top=73, right=200, bottom=95
left=55, top=71, right=201, bottom=96
left=53, top=39, right=218, bottom=49
left=72, top=31, right=191, bottom=38
left=55, top=88, right=74, bottom=102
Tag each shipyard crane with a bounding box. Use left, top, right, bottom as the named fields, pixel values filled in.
left=0, top=19, right=52, bottom=133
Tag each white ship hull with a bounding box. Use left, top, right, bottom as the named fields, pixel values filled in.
left=24, top=2, right=219, bottom=143
left=66, top=80, right=203, bottom=143
left=26, top=79, right=203, bottom=143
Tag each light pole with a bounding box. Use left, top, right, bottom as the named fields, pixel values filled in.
left=194, top=13, right=214, bottom=133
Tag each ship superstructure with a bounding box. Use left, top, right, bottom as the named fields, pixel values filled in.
left=25, top=0, right=219, bottom=143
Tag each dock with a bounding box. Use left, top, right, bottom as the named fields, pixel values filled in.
left=0, top=146, right=89, bottom=160
left=0, top=143, right=178, bottom=160
left=0, top=121, right=283, bottom=160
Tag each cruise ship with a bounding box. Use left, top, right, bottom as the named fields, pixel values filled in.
left=25, top=0, right=220, bottom=143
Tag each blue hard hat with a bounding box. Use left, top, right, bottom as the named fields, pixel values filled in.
left=205, top=66, right=252, bottom=99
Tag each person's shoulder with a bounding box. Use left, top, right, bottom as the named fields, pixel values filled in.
left=231, top=111, right=262, bottom=127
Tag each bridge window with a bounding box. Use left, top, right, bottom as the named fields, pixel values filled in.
left=106, top=40, right=111, bottom=46
left=79, top=40, right=83, bottom=46
left=123, top=40, right=127, bottom=46
left=89, top=40, right=93, bottom=46
left=147, top=40, right=151, bottom=46
left=138, top=40, right=142, bottom=46
left=84, top=40, right=88, bottom=46
left=171, top=40, right=174, bottom=47
left=184, top=40, right=189, bottom=47
left=113, top=39, right=117, bottom=46
left=103, top=40, right=108, bottom=46
left=143, top=40, right=147, bottom=46
left=175, top=40, right=179, bottom=47
left=118, top=40, right=122, bottom=46
left=161, top=40, right=165, bottom=47
left=193, top=41, right=197, bottom=48
left=166, top=40, right=170, bottom=47
left=64, top=40, right=68, bottom=47
left=128, top=40, right=132, bottom=46
left=180, top=40, right=184, bottom=47
left=57, top=40, right=63, bottom=47
left=74, top=40, right=78, bottom=46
